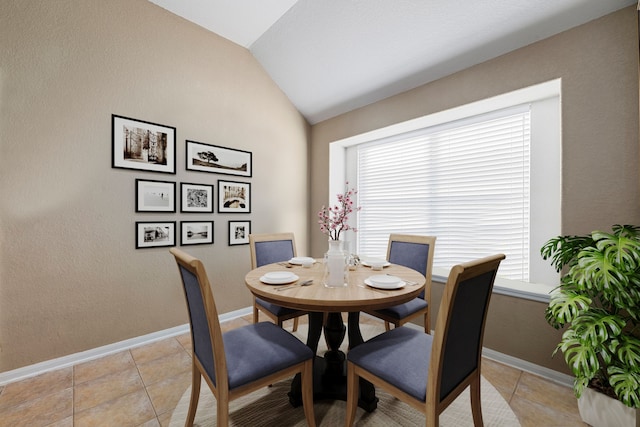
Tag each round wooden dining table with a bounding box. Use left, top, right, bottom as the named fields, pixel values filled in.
left=244, top=260, right=426, bottom=412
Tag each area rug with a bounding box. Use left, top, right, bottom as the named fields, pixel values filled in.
left=169, top=324, right=521, bottom=426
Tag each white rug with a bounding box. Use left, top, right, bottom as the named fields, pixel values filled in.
left=169, top=324, right=521, bottom=426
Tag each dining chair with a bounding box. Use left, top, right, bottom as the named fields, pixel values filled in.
left=365, top=234, right=436, bottom=333
left=249, top=232, right=307, bottom=332
left=169, top=248, right=316, bottom=427
left=345, top=253, right=505, bottom=427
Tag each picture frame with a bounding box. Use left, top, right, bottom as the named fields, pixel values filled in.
left=135, top=179, right=176, bottom=212
left=112, top=114, right=176, bottom=174
left=186, top=140, right=252, bottom=177
left=218, top=180, right=251, bottom=213
left=135, top=221, right=176, bottom=249
left=228, top=220, right=251, bottom=246
left=180, top=182, right=214, bottom=213
left=181, top=221, right=214, bottom=246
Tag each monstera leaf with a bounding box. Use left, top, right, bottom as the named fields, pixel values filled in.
left=545, top=289, right=591, bottom=328
left=608, top=366, right=640, bottom=408
left=541, top=225, right=640, bottom=409
left=557, top=329, right=600, bottom=379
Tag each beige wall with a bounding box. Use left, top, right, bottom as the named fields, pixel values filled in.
left=310, top=7, right=639, bottom=374
left=0, top=0, right=310, bottom=372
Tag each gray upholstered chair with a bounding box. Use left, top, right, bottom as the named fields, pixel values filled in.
left=169, top=248, right=316, bottom=427
left=365, top=234, right=436, bottom=333
left=346, top=254, right=505, bottom=427
left=249, top=233, right=307, bottom=332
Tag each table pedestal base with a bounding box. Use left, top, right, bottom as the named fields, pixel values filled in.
left=288, top=312, right=378, bottom=412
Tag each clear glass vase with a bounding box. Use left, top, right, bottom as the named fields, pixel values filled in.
left=323, top=239, right=348, bottom=287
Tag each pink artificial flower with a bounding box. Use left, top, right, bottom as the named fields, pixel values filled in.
left=317, top=184, right=361, bottom=240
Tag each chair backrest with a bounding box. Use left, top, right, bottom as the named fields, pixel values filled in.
left=427, top=253, right=505, bottom=409
left=386, top=234, right=436, bottom=299
left=249, top=232, right=297, bottom=269
left=169, top=248, right=228, bottom=392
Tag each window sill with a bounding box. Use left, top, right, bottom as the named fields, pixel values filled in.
left=432, top=267, right=554, bottom=303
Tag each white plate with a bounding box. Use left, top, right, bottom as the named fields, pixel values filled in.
left=264, top=271, right=296, bottom=280
left=365, top=276, right=406, bottom=290
left=361, top=258, right=391, bottom=268
left=289, top=257, right=316, bottom=265
left=260, top=273, right=299, bottom=285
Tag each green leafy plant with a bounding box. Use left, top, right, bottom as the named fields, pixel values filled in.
left=541, top=224, right=640, bottom=408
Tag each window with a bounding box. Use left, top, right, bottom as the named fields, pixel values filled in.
left=356, top=106, right=530, bottom=280
left=334, top=79, right=561, bottom=290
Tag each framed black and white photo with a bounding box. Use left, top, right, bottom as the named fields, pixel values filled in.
left=228, top=220, right=250, bottom=246
left=186, top=140, right=252, bottom=177
left=181, top=221, right=214, bottom=246
left=135, top=221, right=176, bottom=249
left=218, top=180, right=251, bottom=213
left=112, top=114, right=176, bottom=174
left=180, top=182, right=214, bottom=213
left=135, top=179, right=176, bottom=212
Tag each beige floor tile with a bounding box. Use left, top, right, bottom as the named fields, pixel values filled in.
left=137, top=418, right=161, bottom=427
left=145, top=370, right=191, bottom=417
left=74, top=366, right=145, bottom=412
left=45, top=415, right=73, bottom=426
left=515, top=372, right=581, bottom=415
left=510, top=394, right=588, bottom=427
left=175, top=333, right=192, bottom=354
left=0, top=387, right=72, bottom=427
left=74, top=389, right=156, bottom=427
left=510, top=371, right=587, bottom=426
left=0, top=368, right=72, bottom=411
left=136, top=351, right=191, bottom=387
left=482, top=358, right=522, bottom=402
left=131, top=337, right=187, bottom=365
left=157, top=409, right=173, bottom=427
left=74, top=350, right=136, bottom=385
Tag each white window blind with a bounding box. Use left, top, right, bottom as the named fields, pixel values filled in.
left=356, top=105, right=531, bottom=281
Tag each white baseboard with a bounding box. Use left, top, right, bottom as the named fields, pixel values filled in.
left=0, top=307, right=252, bottom=386
left=0, top=306, right=573, bottom=390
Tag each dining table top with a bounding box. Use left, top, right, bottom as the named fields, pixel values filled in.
left=244, top=260, right=426, bottom=312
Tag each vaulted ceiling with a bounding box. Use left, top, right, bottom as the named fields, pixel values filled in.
left=148, top=0, right=636, bottom=124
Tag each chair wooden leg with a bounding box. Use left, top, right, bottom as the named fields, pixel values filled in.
left=292, top=316, right=299, bottom=332
left=186, top=368, right=201, bottom=427
left=345, top=362, right=359, bottom=427
left=384, top=320, right=391, bottom=331
left=216, top=388, right=230, bottom=427
left=253, top=303, right=259, bottom=324
left=470, top=375, right=484, bottom=426
left=301, top=359, right=316, bottom=427
left=424, top=311, right=431, bottom=334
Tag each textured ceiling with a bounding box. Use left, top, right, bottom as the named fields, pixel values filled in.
left=149, top=0, right=637, bottom=124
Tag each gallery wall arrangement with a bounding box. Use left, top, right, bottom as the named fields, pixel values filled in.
left=111, top=114, right=253, bottom=248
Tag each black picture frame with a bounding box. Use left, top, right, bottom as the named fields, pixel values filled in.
left=112, top=114, right=176, bottom=174
left=185, top=140, right=252, bottom=177
left=229, top=220, right=251, bottom=245
left=180, top=221, right=214, bottom=246
left=180, top=182, right=214, bottom=213
left=135, top=179, right=176, bottom=212
left=218, top=180, right=251, bottom=213
left=135, top=221, right=176, bottom=249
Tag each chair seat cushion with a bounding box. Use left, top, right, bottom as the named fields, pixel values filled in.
left=219, top=322, right=313, bottom=390
left=347, top=326, right=432, bottom=401
left=256, top=297, right=302, bottom=316
left=372, top=297, right=428, bottom=320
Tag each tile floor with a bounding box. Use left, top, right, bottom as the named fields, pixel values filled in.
left=0, top=315, right=587, bottom=427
